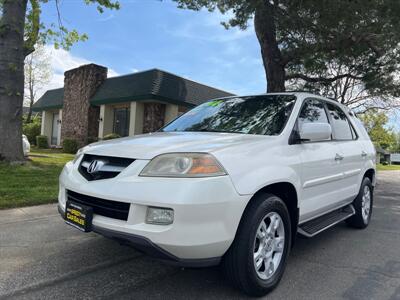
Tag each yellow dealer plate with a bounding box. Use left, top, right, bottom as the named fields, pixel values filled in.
left=65, top=201, right=93, bottom=232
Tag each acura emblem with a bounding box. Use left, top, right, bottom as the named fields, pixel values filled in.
left=87, top=160, right=105, bottom=174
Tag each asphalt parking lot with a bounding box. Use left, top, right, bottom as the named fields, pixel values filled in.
left=1, top=171, right=400, bottom=300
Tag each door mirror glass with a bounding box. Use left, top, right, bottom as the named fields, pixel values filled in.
left=300, top=122, right=332, bottom=142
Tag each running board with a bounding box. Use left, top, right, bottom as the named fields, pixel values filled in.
left=298, top=204, right=355, bottom=238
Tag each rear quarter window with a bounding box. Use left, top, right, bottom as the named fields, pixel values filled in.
left=326, top=103, right=354, bottom=140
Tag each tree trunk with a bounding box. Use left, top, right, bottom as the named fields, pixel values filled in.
left=0, top=0, right=27, bottom=161
left=25, top=79, right=34, bottom=123
left=26, top=91, right=34, bottom=123
left=254, top=2, right=286, bottom=92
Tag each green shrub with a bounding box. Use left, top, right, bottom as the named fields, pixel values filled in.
left=36, top=135, right=48, bottom=148
left=23, top=120, right=41, bottom=145
left=102, top=133, right=121, bottom=140
left=63, top=138, right=79, bottom=154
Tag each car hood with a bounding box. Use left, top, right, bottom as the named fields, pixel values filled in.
left=83, top=132, right=271, bottom=160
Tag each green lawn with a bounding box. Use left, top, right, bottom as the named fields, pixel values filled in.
left=377, top=163, right=400, bottom=171
left=0, top=148, right=74, bottom=209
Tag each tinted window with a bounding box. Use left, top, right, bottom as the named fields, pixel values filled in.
left=299, top=99, right=329, bottom=125
left=326, top=103, right=353, bottom=140
left=162, top=95, right=296, bottom=135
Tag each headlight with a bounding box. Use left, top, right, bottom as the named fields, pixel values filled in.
left=139, top=153, right=227, bottom=177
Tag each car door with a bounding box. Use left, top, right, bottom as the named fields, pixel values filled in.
left=325, top=103, right=364, bottom=200
left=295, top=99, right=345, bottom=223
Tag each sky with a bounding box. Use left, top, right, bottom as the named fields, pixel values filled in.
left=38, top=0, right=399, bottom=131
left=39, top=0, right=265, bottom=96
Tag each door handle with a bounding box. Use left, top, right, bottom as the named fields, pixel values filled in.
left=361, top=151, right=368, bottom=158
left=335, top=153, right=344, bottom=161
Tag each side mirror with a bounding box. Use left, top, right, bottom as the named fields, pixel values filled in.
left=299, top=123, right=332, bottom=142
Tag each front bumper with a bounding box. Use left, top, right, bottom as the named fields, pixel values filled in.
left=58, top=159, right=250, bottom=265
left=58, top=205, right=221, bottom=267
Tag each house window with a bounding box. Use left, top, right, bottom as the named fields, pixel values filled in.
left=113, top=107, right=130, bottom=137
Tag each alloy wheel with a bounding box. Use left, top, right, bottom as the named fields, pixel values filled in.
left=361, top=185, right=371, bottom=222
left=253, top=212, right=285, bottom=280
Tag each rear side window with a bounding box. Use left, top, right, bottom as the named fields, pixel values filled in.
left=299, top=99, right=330, bottom=125
left=326, top=103, right=354, bottom=140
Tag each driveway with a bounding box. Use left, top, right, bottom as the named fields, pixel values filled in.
left=1, top=171, right=400, bottom=300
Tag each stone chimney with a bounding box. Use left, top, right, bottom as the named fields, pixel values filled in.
left=61, top=64, right=108, bottom=147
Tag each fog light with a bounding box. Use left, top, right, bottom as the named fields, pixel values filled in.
left=146, top=207, right=174, bottom=225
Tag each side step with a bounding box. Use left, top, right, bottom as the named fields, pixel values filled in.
left=298, top=205, right=355, bottom=238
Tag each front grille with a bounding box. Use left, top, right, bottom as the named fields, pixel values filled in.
left=67, top=190, right=130, bottom=221
left=79, top=154, right=135, bottom=181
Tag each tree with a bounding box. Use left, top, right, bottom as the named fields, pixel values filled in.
left=0, top=0, right=119, bottom=162
left=391, top=132, right=400, bottom=153
left=173, top=0, right=400, bottom=104
left=359, top=110, right=396, bottom=150
left=287, top=61, right=400, bottom=113
left=24, top=43, right=52, bottom=123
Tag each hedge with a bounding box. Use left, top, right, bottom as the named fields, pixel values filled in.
left=23, top=121, right=41, bottom=145
left=63, top=138, right=79, bottom=154
left=36, top=135, right=48, bottom=148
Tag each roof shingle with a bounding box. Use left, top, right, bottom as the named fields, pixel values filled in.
left=32, top=88, right=64, bottom=111
left=33, top=69, right=234, bottom=111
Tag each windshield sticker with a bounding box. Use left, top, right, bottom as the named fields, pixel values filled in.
left=207, top=100, right=224, bottom=107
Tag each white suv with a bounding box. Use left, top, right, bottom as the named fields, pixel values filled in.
left=58, top=93, right=375, bottom=296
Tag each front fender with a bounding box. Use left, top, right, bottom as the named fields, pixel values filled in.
left=228, top=164, right=301, bottom=200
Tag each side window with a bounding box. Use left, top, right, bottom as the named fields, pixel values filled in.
left=326, top=103, right=354, bottom=140
left=299, top=99, right=330, bottom=125
left=298, top=99, right=331, bottom=141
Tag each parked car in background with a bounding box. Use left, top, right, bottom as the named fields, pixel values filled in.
left=22, top=135, right=30, bottom=156
left=57, top=93, right=376, bottom=296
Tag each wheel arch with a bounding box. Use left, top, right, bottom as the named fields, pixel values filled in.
left=245, top=182, right=299, bottom=246
left=363, top=168, right=376, bottom=187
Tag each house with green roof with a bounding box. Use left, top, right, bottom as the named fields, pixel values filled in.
left=33, top=64, right=233, bottom=147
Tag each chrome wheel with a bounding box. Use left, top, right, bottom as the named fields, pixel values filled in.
left=253, top=212, right=285, bottom=280
left=361, top=185, right=371, bottom=222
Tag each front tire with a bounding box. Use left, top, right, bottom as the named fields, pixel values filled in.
left=346, top=177, right=373, bottom=229
left=222, top=193, right=291, bottom=297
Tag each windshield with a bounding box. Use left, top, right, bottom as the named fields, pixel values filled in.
left=162, top=95, right=296, bottom=135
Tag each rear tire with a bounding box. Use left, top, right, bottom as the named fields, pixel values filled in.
left=346, top=177, right=373, bottom=229
left=222, top=193, right=291, bottom=297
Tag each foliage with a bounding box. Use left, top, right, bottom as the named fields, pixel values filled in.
left=62, top=138, right=79, bottom=154
left=173, top=0, right=400, bottom=109
left=36, top=135, right=48, bottom=148
left=359, top=110, right=396, bottom=150
left=102, top=133, right=121, bottom=140
left=0, top=0, right=120, bottom=162
left=23, top=119, right=41, bottom=145
left=0, top=148, right=74, bottom=209
left=28, top=0, right=120, bottom=52
left=391, top=132, right=400, bottom=153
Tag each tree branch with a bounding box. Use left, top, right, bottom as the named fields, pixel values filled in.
left=24, top=0, right=40, bottom=57
left=285, top=73, right=363, bottom=83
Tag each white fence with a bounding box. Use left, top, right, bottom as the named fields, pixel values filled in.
left=391, top=153, right=400, bottom=164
